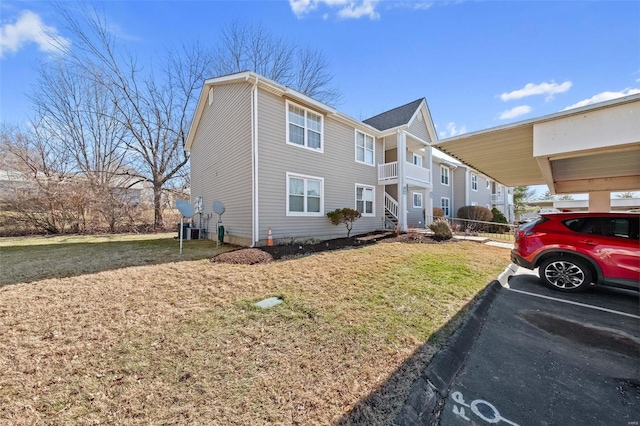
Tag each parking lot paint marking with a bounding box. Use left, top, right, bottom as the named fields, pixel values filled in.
left=451, top=391, right=520, bottom=425
left=506, top=288, right=640, bottom=319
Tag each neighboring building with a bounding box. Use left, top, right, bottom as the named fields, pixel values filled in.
left=528, top=198, right=640, bottom=213
left=185, top=72, right=438, bottom=246
left=431, top=152, right=515, bottom=222
left=431, top=155, right=456, bottom=218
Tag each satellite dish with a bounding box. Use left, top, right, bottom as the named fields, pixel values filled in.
left=176, top=199, right=195, bottom=218
left=212, top=200, right=225, bottom=215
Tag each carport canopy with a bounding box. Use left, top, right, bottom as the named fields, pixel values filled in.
left=434, top=94, right=640, bottom=200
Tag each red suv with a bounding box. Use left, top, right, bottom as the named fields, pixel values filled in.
left=511, top=212, right=640, bottom=292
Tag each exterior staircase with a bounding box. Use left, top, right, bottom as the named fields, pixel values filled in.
left=384, top=193, right=399, bottom=229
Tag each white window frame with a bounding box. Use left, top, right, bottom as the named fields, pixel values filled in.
left=440, top=165, right=450, bottom=186
left=413, top=192, right=423, bottom=208
left=286, top=172, right=324, bottom=217
left=441, top=197, right=450, bottom=217
left=413, top=153, right=423, bottom=167
left=355, top=184, right=375, bottom=217
left=285, top=100, right=324, bottom=153
left=355, top=130, right=375, bottom=166
left=471, top=173, right=478, bottom=191
left=486, top=179, right=491, bottom=190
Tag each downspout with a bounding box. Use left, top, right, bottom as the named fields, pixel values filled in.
left=250, top=77, right=259, bottom=247
left=450, top=162, right=458, bottom=217
left=464, top=167, right=470, bottom=207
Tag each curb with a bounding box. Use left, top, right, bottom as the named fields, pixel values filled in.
left=394, top=280, right=502, bottom=425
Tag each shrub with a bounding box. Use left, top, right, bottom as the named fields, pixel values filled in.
left=326, top=208, right=361, bottom=237
left=491, top=207, right=508, bottom=224
left=488, top=207, right=510, bottom=233
left=457, top=206, right=493, bottom=222
left=429, top=218, right=453, bottom=241
left=432, top=207, right=445, bottom=218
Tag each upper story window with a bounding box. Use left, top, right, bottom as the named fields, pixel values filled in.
left=355, top=130, right=374, bottom=165
left=471, top=173, right=478, bottom=191
left=355, top=184, right=375, bottom=216
left=440, top=165, right=450, bottom=186
left=486, top=179, right=491, bottom=190
left=286, top=101, right=323, bottom=152
left=286, top=172, right=324, bottom=216
left=413, top=153, right=423, bottom=167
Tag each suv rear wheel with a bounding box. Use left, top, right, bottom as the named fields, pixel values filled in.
left=539, top=257, right=593, bottom=292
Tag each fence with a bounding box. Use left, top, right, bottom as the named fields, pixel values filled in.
left=425, top=216, right=517, bottom=242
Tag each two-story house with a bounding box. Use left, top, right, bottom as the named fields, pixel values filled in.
left=185, top=72, right=437, bottom=246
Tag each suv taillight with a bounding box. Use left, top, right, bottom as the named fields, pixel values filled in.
left=516, top=216, right=549, bottom=238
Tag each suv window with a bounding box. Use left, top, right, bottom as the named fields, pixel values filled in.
left=563, top=216, right=639, bottom=240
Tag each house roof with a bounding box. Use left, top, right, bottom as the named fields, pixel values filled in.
left=434, top=94, right=640, bottom=193
left=363, top=98, right=425, bottom=131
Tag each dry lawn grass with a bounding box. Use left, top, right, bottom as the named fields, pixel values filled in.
left=0, top=238, right=509, bottom=425
left=0, top=233, right=233, bottom=286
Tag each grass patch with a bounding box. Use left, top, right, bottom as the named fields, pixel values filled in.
left=0, top=233, right=234, bottom=285
left=0, top=239, right=509, bottom=424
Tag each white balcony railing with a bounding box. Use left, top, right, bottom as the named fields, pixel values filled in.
left=491, top=194, right=504, bottom=203
left=385, top=192, right=398, bottom=219
left=378, top=161, right=431, bottom=185
left=378, top=161, right=398, bottom=181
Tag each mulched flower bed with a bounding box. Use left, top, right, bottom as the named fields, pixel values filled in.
left=211, top=231, right=457, bottom=264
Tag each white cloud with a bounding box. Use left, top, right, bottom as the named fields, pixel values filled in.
left=499, top=81, right=572, bottom=102
left=290, top=0, right=317, bottom=17
left=499, top=105, right=532, bottom=120
left=438, top=122, right=467, bottom=138
left=338, top=0, right=380, bottom=19
left=562, top=88, right=640, bottom=111
left=290, top=0, right=380, bottom=20
left=0, top=10, right=70, bottom=59
left=388, top=1, right=434, bottom=11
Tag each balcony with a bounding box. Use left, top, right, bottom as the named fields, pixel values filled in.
left=492, top=193, right=514, bottom=204
left=378, top=161, right=431, bottom=187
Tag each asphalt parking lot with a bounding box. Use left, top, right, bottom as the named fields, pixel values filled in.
left=439, top=268, right=640, bottom=426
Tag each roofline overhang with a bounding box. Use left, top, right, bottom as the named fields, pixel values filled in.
left=435, top=93, right=640, bottom=146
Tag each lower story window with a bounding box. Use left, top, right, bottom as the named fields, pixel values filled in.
left=441, top=197, right=450, bottom=217
left=355, top=184, right=375, bottom=216
left=413, top=192, right=423, bottom=208
left=287, top=172, right=323, bottom=216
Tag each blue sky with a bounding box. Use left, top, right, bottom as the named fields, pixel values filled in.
left=1, top=0, right=638, bottom=196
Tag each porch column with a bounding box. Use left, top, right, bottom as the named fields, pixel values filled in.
left=588, top=191, right=611, bottom=212
left=397, top=131, right=408, bottom=232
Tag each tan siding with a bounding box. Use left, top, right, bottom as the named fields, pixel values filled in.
left=432, top=160, right=454, bottom=214
left=453, top=167, right=467, bottom=212
left=190, top=82, right=253, bottom=241
left=257, top=90, right=383, bottom=242
left=408, top=115, right=431, bottom=142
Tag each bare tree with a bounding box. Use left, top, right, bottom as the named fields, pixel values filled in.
left=213, top=21, right=341, bottom=105
left=55, top=4, right=213, bottom=229
left=30, top=60, right=129, bottom=186
left=0, top=125, right=90, bottom=234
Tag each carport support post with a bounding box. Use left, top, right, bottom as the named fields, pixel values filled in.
left=588, top=191, right=611, bottom=212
